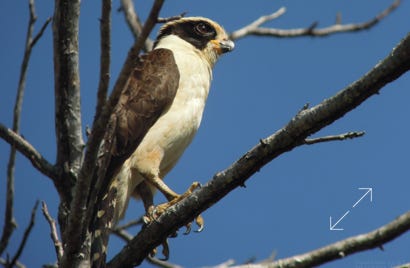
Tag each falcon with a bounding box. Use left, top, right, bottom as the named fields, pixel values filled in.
left=91, top=16, right=234, bottom=264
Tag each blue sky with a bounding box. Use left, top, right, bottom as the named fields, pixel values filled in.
left=1, top=0, right=409, bottom=267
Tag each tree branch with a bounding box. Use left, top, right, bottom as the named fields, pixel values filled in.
left=267, top=211, right=410, bottom=268
left=304, top=131, right=365, bottom=145
left=108, top=31, right=410, bottom=267
left=119, top=0, right=154, bottom=51
left=9, top=201, right=39, bottom=268
left=0, top=0, right=51, bottom=256
left=0, top=124, right=59, bottom=180
left=230, top=0, right=400, bottom=40
left=41, top=202, right=64, bottom=264
left=52, top=0, right=83, bottom=232
left=94, top=0, right=111, bottom=122
left=212, top=211, right=410, bottom=268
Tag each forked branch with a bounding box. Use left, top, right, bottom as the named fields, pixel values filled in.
left=230, top=0, right=400, bottom=40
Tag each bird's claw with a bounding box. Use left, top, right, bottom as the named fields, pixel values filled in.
left=145, top=182, right=204, bottom=259
left=149, top=239, right=170, bottom=261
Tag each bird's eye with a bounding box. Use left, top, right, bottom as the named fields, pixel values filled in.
left=194, top=22, right=214, bottom=36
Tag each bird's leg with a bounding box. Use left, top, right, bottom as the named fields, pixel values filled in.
left=145, top=175, right=204, bottom=233
left=135, top=181, right=154, bottom=224
left=135, top=181, right=171, bottom=260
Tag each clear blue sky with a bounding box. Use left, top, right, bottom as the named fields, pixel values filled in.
left=1, top=0, right=409, bottom=267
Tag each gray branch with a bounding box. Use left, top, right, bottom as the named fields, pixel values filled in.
left=269, top=211, right=410, bottom=268
left=304, top=131, right=365, bottom=145
left=0, top=124, right=58, bottom=180
left=120, top=0, right=154, bottom=51
left=52, top=0, right=84, bottom=225
left=230, top=0, right=400, bottom=40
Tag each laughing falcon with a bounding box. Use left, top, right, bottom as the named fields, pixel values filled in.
left=94, top=16, right=234, bottom=247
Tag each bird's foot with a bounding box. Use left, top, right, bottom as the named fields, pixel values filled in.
left=145, top=181, right=204, bottom=232
left=143, top=182, right=204, bottom=259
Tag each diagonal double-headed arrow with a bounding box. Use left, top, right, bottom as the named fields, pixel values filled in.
left=329, top=187, right=373, bottom=231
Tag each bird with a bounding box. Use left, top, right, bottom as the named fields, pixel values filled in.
left=91, top=16, right=234, bottom=265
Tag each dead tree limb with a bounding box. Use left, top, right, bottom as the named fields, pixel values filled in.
left=41, top=202, right=64, bottom=264
left=119, top=0, right=154, bottom=51
left=230, top=0, right=400, bottom=40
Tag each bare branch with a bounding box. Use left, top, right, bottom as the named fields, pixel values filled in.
left=157, top=12, right=187, bottom=23
left=52, top=0, right=84, bottom=224
left=114, top=218, right=144, bottom=231
left=31, top=17, right=52, bottom=48
left=119, top=0, right=154, bottom=51
left=394, top=263, right=410, bottom=268
left=9, top=201, right=39, bottom=268
left=230, top=0, right=400, bottom=40
left=1, top=0, right=51, bottom=256
left=0, top=124, right=58, bottom=181
left=41, top=202, right=64, bottom=263
left=147, top=256, right=183, bottom=268
left=108, top=31, right=410, bottom=267
left=52, top=0, right=86, bottom=266
left=304, top=131, right=365, bottom=145
left=111, top=228, right=133, bottom=243
left=217, top=211, right=410, bottom=268
left=94, top=0, right=111, bottom=124
left=267, top=211, right=410, bottom=268
left=230, top=7, right=286, bottom=40
left=0, top=258, right=26, bottom=268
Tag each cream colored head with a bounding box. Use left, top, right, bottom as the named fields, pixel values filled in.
left=154, top=17, right=234, bottom=66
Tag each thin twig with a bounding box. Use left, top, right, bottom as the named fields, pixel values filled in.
left=31, top=17, right=52, bottom=48
left=0, top=124, right=58, bottom=181
left=0, top=258, right=26, bottom=268
left=304, top=131, right=365, bottom=145
left=230, top=7, right=286, bottom=40
left=147, top=256, right=183, bottom=268
left=157, top=12, right=187, bottom=23
left=41, top=202, right=64, bottom=263
left=9, top=201, right=39, bottom=268
left=111, top=228, right=133, bottom=243
left=119, top=0, right=154, bottom=51
left=114, top=217, right=144, bottom=231
left=394, top=263, right=410, bottom=268
left=230, top=0, right=401, bottom=40
left=0, top=0, right=51, bottom=256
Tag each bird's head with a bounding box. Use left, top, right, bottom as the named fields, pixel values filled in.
left=154, top=16, right=234, bottom=67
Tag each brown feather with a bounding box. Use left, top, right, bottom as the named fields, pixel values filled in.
left=91, top=48, right=179, bottom=267
left=106, top=48, right=179, bottom=180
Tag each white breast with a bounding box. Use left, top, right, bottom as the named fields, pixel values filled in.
left=132, top=35, right=213, bottom=178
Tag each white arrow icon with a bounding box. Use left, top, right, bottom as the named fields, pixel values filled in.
left=329, top=187, right=373, bottom=231
left=329, top=210, right=350, bottom=231
left=352, top=188, right=373, bottom=208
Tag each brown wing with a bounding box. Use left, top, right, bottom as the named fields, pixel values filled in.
left=107, top=48, right=180, bottom=180
left=91, top=48, right=179, bottom=267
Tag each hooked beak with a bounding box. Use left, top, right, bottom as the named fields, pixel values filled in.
left=212, top=39, right=235, bottom=54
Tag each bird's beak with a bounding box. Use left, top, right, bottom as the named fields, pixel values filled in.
left=212, top=39, right=235, bottom=54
